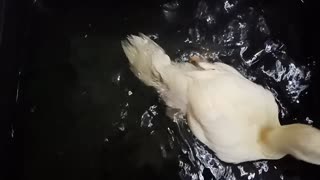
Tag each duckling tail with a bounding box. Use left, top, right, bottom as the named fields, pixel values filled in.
left=262, top=124, right=320, bottom=165
left=121, top=33, right=171, bottom=89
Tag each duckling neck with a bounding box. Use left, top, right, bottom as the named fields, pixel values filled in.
left=261, top=123, right=320, bottom=165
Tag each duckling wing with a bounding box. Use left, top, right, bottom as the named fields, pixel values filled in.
left=186, top=63, right=280, bottom=163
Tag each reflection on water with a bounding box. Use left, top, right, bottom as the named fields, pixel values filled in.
left=111, top=0, right=316, bottom=180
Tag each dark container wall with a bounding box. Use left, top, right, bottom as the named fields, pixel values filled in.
left=0, top=0, right=319, bottom=180
left=0, top=0, right=31, bottom=179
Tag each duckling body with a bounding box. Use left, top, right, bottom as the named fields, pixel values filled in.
left=121, top=33, right=320, bottom=165
left=185, top=64, right=280, bottom=163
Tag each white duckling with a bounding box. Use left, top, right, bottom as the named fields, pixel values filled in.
left=121, top=33, right=320, bottom=165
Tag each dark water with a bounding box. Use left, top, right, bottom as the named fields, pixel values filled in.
left=14, top=0, right=320, bottom=179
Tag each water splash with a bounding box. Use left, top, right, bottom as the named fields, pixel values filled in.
left=172, top=114, right=282, bottom=180
left=261, top=60, right=310, bottom=102
left=140, top=105, right=158, bottom=128
left=116, top=0, right=313, bottom=179
left=224, top=1, right=235, bottom=13
left=305, top=117, right=314, bottom=125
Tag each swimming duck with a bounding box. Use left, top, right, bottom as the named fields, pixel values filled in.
left=121, top=33, right=320, bottom=165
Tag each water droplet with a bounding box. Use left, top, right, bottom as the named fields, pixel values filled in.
left=306, top=117, right=313, bottom=124
left=248, top=173, right=255, bottom=180
left=160, top=144, right=167, bottom=158
left=237, top=166, right=248, bottom=176
left=11, top=125, right=14, bottom=139
left=224, top=1, right=234, bottom=13
left=280, top=175, right=284, bottom=180
left=112, top=73, right=121, bottom=85
left=118, top=123, right=125, bottom=131
left=120, top=109, right=128, bottom=119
